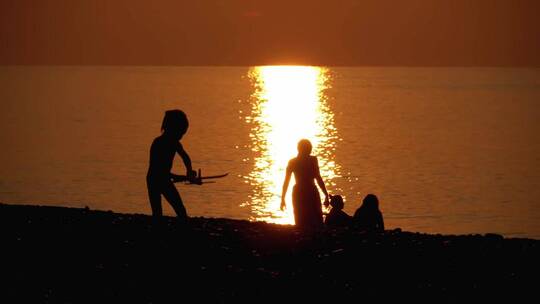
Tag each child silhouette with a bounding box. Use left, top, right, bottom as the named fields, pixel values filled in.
left=324, top=195, right=351, bottom=227
left=146, top=110, right=197, bottom=220
left=353, top=194, right=385, bottom=232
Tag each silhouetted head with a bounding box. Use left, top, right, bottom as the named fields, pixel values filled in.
left=161, top=110, right=189, bottom=139
left=362, top=194, right=379, bottom=210
left=330, top=195, right=344, bottom=210
left=297, top=139, right=312, bottom=157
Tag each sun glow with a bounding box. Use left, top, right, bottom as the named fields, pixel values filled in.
left=244, top=66, right=340, bottom=224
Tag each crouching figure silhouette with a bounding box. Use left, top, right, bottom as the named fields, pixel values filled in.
left=324, top=195, right=351, bottom=227
left=353, top=194, right=385, bottom=232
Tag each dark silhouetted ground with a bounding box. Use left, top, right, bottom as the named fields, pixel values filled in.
left=1, top=203, right=537, bottom=303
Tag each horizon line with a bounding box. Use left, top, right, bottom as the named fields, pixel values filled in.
left=2, top=64, right=539, bottom=69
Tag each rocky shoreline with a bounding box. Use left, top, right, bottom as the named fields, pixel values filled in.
left=1, top=203, right=538, bottom=303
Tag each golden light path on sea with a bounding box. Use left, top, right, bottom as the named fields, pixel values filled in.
left=244, top=66, right=340, bottom=224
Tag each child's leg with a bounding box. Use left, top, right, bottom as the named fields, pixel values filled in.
left=147, top=181, right=163, bottom=217
left=162, top=182, right=187, bottom=219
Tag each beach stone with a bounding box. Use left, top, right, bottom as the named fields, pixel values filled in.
left=484, top=233, right=504, bottom=241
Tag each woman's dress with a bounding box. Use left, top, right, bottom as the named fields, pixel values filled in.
left=289, top=156, right=323, bottom=228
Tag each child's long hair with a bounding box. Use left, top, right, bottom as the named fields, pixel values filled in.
left=161, top=110, right=189, bottom=134
left=360, top=194, right=379, bottom=211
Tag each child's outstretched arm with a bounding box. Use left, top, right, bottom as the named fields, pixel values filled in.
left=170, top=173, right=188, bottom=183
left=176, top=142, right=196, bottom=179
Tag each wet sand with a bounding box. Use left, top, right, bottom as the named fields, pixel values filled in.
left=1, top=203, right=538, bottom=303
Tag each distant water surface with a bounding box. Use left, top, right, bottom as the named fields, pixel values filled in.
left=1, top=66, right=539, bottom=238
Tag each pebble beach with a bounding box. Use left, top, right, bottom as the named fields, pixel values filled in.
left=1, top=203, right=538, bottom=303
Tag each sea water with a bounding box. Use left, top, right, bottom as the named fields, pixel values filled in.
left=1, top=66, right=539, bottom=238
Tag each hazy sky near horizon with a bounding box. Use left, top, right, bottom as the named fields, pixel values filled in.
left=1, top=0, right=539, bottom=66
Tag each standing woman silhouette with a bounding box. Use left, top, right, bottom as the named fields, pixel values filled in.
left=281, top=139, right=330, bottom=228
left=146, top=110, right=197, bottom=220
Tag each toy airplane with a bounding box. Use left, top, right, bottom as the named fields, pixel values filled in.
left=170, top=169, right=228, bottom=185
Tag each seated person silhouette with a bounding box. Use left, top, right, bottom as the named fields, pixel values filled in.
left=324, top=195, right=352, bottom=227
left=146, top=110, right=197, bottom=220
left=280, top=139, right=330, bottom=229
left=352, top=194, right=385, bottom=232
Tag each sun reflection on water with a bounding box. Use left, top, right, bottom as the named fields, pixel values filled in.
left=244, top=66, right=340, bottom=224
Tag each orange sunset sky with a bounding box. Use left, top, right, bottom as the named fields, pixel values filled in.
left=1, top=0, right=539, bottom=66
